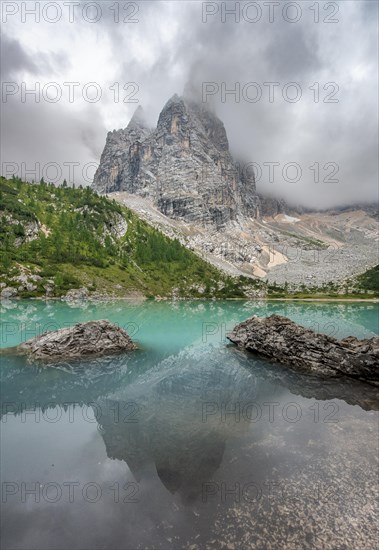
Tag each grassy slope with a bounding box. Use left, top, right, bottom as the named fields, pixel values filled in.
left=0, top=177, right=264, bottom=299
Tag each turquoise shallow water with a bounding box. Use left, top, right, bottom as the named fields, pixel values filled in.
left=1, top=300, right=378, bottom=549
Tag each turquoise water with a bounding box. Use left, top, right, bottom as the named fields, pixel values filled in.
left=1, top=300, right=378, bottom=549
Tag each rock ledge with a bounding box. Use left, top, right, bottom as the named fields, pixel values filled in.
left=227, top=314, right=379, bottom=385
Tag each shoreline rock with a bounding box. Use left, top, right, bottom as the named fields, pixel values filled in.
left=7, top=320, right=137, bottom=360
left=62, top=287, right=89, bottom=303
left=227, top=314, right=379, bottom=385
left=0, top=287, right=18, bottom=300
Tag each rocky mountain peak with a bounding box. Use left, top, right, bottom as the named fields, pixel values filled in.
left=157, top=94, right=188, bottom=136
left=93, top=93, right=259, bottom=227
left=127, top=105, right=148, bottom=130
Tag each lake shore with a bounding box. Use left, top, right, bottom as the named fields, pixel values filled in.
left=2, top=295, right=379, bottom=304
left=266, top=297, right=379, bottom=302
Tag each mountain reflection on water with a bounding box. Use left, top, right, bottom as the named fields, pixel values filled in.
left=1, top=300, right=378, bottom=549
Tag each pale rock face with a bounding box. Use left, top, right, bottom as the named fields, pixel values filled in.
left=4, top=215, right=41, bottom=247
left=63, top=287, right=89, bottom=303
left=107, top=213, right=128, bottom=239
left=0, top=287, right=18, bottom=299
left=93, top=95, right=259, bottom=229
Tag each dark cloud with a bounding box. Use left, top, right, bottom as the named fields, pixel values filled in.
left=263, top=25, right=321, bottom=80
left=0, top=34, right=39, bottom=79
left=1, top=95, right=106, bottom=185
left=1, top=33, right=70, bottom=80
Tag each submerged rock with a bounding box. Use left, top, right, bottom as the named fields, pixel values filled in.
left=227, top=314, right=379, bottom=385
left=12, top=320, right=137, bottom=360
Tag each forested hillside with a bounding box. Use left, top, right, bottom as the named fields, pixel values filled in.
left=0, top=177, right=263, bottom=299
left=355, top=265, right=379, bottom=292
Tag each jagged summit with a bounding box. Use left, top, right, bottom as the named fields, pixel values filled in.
left=127, top=105, right=147, bottom=128
left=93, top=93, right=259, bottom=228
left=165, top=92, right=182, bottom=104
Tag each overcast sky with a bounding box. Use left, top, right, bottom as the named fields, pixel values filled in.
left=1, top=0, right=378, bottom=208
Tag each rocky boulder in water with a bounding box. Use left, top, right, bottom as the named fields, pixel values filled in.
left=227, top=314, right=379, bottom=385
left=14, top=320, right=137, bottom=360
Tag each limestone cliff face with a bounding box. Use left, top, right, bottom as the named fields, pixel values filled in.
left=93, top=95, right=259, bottom=228
left=257, top=195, right=287, bottom=218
